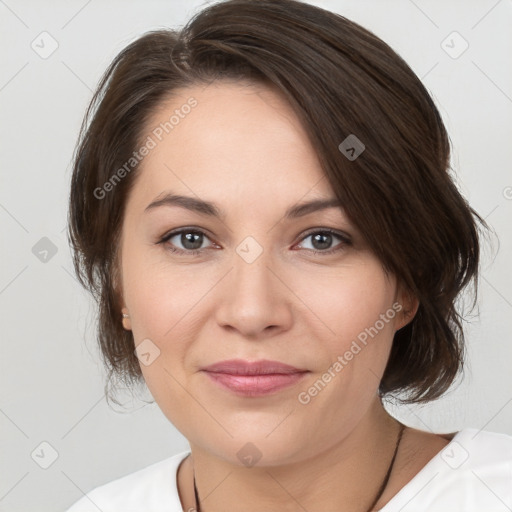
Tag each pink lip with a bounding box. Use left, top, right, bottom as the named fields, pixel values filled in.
left=204, top=372, right=308, bottom=397
left=201, top=359, right=306, bottom=375
left=200, top=359, right=309, bottom=397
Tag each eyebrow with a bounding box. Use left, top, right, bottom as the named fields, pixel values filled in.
left=144, top=192, right=343, bottom=219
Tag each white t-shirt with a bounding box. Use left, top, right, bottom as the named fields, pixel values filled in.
left=65, top=428, right=512, bottom=512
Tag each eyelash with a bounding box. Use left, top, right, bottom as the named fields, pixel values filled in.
left=156, top=227, right=351, bottom=257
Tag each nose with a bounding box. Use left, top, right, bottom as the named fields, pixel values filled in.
left=214, top=246, right=293, bottom=339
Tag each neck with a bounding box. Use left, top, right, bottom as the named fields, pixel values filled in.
left=184, top=398, right=402, bottom=512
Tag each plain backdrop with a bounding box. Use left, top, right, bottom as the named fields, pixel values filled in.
left=0, top=0, right=511, bottom=510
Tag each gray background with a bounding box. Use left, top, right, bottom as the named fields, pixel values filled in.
left=1, top=0, right=511, bottom=511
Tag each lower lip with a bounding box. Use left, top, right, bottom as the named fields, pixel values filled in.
left=203, top=371, right=309, bottom=397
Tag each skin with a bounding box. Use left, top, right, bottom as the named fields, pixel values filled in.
left=117, top=81, right=450, bottom=511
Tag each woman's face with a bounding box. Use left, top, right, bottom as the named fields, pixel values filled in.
left=118, top=80, right=411, bottom=465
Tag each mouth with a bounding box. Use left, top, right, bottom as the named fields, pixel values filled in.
left=200, top=359, right=310, bottom=397
left=202, top=370, right=309, bottom=397
left=200, top=358, right=307, bottom=374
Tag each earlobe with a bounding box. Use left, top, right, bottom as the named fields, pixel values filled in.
left=396, top=287, right=419, bottom=331
left=113, top=261, right=131, bottom=330
left=121, top=307, right=132, bottom=330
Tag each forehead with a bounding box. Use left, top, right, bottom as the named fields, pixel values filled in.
left=126, top=80, right=336, bottom=215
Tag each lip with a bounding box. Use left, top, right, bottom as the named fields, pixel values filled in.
left=200, top=359, right=310, bottom=397
left=203, top=371, right=309, bottom=397
left=200, top=359, right=307, bottom=375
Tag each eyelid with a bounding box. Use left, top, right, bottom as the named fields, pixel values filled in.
left=295, top=227, right=352, bottom=245
left=292, top=228, right=351, bottom=255
left=158, top=227, right=218, bottom=252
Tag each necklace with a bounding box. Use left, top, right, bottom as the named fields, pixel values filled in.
left=193, top=423, right=405, bottom=512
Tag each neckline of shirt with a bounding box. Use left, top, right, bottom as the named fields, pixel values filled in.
left=168, top=429, right=476, bottom=511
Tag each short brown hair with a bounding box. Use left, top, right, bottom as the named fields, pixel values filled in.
left=68, top=0, right=486, bottom=405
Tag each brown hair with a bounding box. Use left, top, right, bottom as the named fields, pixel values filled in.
left=68, top=0, right=486, bottom=405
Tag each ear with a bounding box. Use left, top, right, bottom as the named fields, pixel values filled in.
left=121, top=306, right=132, bottom=331
left=394, top=282, right=419, bottom=331
left=112, top=255, right=132, bottom=331
left=117, top=287, right=132, bottom=331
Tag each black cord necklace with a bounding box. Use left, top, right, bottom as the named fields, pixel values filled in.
left=193, top=423, right=405, bottom=512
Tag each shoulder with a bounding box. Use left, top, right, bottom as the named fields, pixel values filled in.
left=381, top=429, right=512, bottom=512
left=450, top=428, right=512, bottom=470
left=64, top=450, right=190, bottom=512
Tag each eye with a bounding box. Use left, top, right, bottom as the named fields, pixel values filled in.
left=295, top=229, right=351, bottom=255
left=157, top=227, right=351, bottom=257
left=157, top=228, right=216, bottom=256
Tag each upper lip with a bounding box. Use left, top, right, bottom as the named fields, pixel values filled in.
left=200, top=359, right=308, bottom=375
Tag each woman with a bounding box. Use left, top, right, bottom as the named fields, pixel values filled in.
left=65, top=0, right=512, bottom=510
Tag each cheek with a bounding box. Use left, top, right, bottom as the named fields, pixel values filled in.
left=293, top=261, right=397, bottom=343
left=121, top=248, right=202, bottom=418
left=289, top=264, right=398, bottom=430
left=121, top=237, right=199, bottom=338
left=120, top=241, right=215, bottom=400
left=291, top=260, right=399, bottom=403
